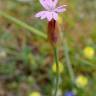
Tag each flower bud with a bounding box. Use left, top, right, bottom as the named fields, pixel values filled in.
left=52, top=62, right=64, bottom=74
left=83, top=46, right=95, bottom=59
left=29, top=91, right=41, bottom=96
left=75, top=75, right=88, bottom=88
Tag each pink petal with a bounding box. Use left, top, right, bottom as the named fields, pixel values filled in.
left=40, top=0, right=49, bottom=10
left=45, top=0, right=55, bottom=9
left=35, top=11, right=58, bottom=21
left=35, top=11, right=44, bottom=17
left=52, top=12, right=58, bottom=20
left=35, top=11, right=53, bottom=21
left=46, top=12, right=53, bottom=21
left=48, top=0, right=53, bottom=7
left=53, top=0, right=58, bottom=7
left=46, top=12, right=58, bottom=21
left=40, top=12, right=47, bottom=19
left=55, top=5, right=67, bottom=13
left=35, top=11, right=46, bottom=18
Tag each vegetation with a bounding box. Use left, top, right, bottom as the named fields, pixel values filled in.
left=0, top=0, right=96, bottom=96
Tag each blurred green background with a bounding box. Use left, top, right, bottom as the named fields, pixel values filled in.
left=0, top=0, right=96, bottom=96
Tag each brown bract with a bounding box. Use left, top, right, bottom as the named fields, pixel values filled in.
left=48, top=19, right=60, bottom=47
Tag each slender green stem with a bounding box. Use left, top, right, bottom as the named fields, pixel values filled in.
left=60, top=32, right=75, bottom=84
left=53, top=47, right=59, bottom=96
left=63, top=39, right=75, bottom=83
left=0, top=11, right=47, bottom=39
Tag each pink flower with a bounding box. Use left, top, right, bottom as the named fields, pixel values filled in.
left=35, top=0, right=67, bottom=21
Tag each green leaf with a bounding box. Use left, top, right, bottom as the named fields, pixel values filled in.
left=0, top=11, right=47, bottom=39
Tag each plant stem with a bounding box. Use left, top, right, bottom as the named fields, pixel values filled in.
left=60, top=32, right=75, bottom=84
left=63, top=39, right=75, bottom=83
left=53, top=47, right=59, bottom=96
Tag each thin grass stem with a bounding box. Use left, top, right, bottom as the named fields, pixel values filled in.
left=0, top=11, right=47, bottom=39
left=53, top=47, right=59, bottom=96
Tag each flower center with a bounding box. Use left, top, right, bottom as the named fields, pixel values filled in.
left=48, top=6, right=54, bottom=11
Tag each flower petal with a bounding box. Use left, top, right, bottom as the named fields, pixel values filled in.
left=53, top=0, right=58, bottom=7
left=40, top=0, right=49, bottom=10
left=40, top=12, right=47, bottom=19
left=44, top=0, right=54, bottom=9
left=55, top=5, right=67, bottom=13
left=46, top=12, right=53, bottom=21
left=35, top=11, right=58, bottom=21
left=49, top=0, right=53, bottom=7
left=46, top=12, right=58, bottom=21
left=52, top=12, right=58, bottom=20
left=35, top=11, right=46, bottom=18
left=35, top=11, right=53, bottom=21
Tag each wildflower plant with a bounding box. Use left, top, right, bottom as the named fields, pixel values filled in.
left=35, top=0, right=67, bottom=96
left=83, top=46, right=95, bottom=59
left=35, top=0, right=67, bottom=46
left=75, top=75, right=88, bottom=88
left=0, top=0, right=95, bottom=96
